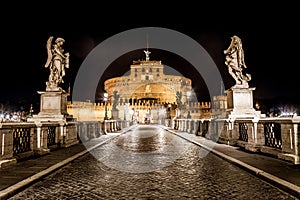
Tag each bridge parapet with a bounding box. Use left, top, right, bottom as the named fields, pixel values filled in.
left=173, top=119, right=211, bottom=137
left=76, top=119, right=130, bottom=141
left=173, top=117, right=300, bottom=164
left=0, top=121, right=77, bottom=168
left=0, top=119, right=130, bottom=168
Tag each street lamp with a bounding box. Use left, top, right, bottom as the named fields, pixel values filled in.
left=166, top=103, right=172, bottom=127
left=186, top=90, right=191, bottom=119
left=186, top=90, right=191, bottom=106
left=255, top=102, right=260, bottom=110
left=104, top=92, right=108, bottom=120
left=167, top=103, right=171, bottom=119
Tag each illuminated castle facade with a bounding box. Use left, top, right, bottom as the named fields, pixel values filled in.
left=104, top=50, right=192, bottom=106
left=68, top=50, right=211, bottom=122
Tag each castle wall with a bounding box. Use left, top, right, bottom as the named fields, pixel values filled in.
left=67, top=101, right=211, bottom=122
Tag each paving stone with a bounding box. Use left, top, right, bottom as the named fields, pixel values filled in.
left=8, top=126, right=297, bottom=199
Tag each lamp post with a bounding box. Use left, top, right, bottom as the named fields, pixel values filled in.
left=104, top=92, right=108, bottom=120
left=186, top=90, right=191, bottom=119
left=167, top=103, right=171, bottom=119
left=167, top=103, right=172, bottom=127
left=186, top=90, right=191, bottom=106
left=255, top=102, right=260, bottom=110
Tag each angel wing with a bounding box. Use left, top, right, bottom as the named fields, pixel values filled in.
left=44, top=36, right=54, bottom=68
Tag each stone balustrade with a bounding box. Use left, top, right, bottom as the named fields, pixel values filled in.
left=173, top=119, right=211, bottom=137
left=0, top=119, right=130, bottom=168
left=173, top=117, right=300, bottom=164
left=76, top=119, right=130, bottom=141
left=0, top=121, right=78, bottom=168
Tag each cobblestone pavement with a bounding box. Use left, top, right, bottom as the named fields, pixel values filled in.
left=8, top=125, right=298, bottom=199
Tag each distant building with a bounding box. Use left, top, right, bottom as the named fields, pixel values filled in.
left=68, top=50, right=211, bottom=121
left=104, top=50, right=193, bottom=105
left=211, top=95, right=227, bottom=118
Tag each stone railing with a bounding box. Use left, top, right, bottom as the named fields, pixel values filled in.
left=173, top=119, right=211, bottom=137
left=0, top=121, right=78, bottom=168
left=173, top=117, right=300, bottom=164
left=0, top=119, right=131, bottom=168
left=76, top=119, right=131, bottom=141
left=235, top=117, right=299, bottom=164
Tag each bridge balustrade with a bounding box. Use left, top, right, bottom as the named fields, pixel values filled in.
left=264, top=122, right=282, bottom=149
left=238, top=122, right=248, bottom=142
left=173, top=119, right=210, bottom=137
left=76, top=119, right=128, bottom=140
left=0, top=121, right=76, bottom=167
left=173, top=117, right=300, bottom=164
left=1, top=119, right=130, bottom=168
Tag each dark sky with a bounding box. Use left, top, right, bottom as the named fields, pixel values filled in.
left=1, top=3, right=299, bottom=111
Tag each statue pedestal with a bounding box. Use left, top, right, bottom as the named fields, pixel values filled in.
left=29, top=89, right=73, bottom=122
left=112, top=110, right=119, bottom=120
left=225, top=86, right=261, bottom=119
left=28, top=89, right=78, bottom=149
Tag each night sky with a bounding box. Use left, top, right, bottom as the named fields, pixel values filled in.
left=1, top=3, right=299, bottom=112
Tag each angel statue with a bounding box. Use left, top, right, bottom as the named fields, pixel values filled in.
left=112, top=90, right=120, bottom=111
left=224, top=35, right=251, bottom=87
left=45, top=36, right=69, bottom=90
left=144, top=49, right=151, bottom=61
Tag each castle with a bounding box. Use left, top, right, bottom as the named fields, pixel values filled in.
left=67, top=50, right=212, bottom=122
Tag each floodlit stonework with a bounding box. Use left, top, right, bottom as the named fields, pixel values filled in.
left=68, top=50, right=212, bottom=122
left=104, top=51, right=192, bottom=105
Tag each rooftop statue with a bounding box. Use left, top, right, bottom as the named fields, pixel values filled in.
left=144, top=49, right=151, bottom=61
left=45, top=36, right=69, bottom=91
left=224, top=35, right=251, bottom=87
left=112, top=90, right=120, bottom=111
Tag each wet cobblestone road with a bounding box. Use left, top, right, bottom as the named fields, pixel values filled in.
left=9, top=125, right=297, bottom=199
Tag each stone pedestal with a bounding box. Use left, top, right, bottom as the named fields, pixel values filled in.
left=112, top=110, right=119, bottom=120
left=123, top=104, right=130, bottom=121
left=225, top=86, right=261, bottom=119
left=29, top=89, right=72, bottom=122
left=28, top=88, right=78, bottom=149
